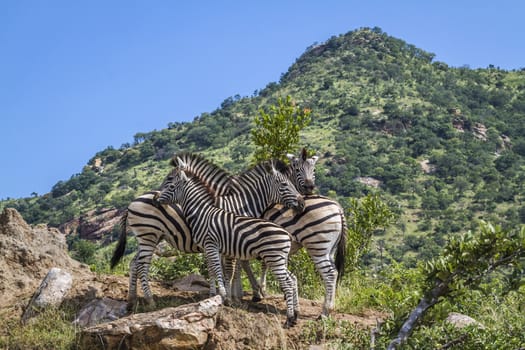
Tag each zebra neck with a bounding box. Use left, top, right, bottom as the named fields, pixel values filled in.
left=216, top=193, right=269, bottom=217
left=180, top=182, right=215, bottom=220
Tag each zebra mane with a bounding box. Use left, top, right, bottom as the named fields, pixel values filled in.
left=171, top=153, right=291, bottom=196
left=231, top=159, right=289, bottom=190
left=171, top=152, right=234, bottom=196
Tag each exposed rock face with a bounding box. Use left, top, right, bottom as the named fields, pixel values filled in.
left=0, top=208, right=88, bottom=309
left=79, top=295, right=223, bottom=350
left=74, top=297, right=130, bottom=328
left=207, top=307, right=286, bottom=350
left=59, top=207, right=123, bottom=241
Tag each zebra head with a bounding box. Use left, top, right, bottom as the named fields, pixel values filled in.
left=286, top=148, right=319, bottom=195
left=157, top=165, right=188, bottom=205
left=264, top=160, right=305, bottom=213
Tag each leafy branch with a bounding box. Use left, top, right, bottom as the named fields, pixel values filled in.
left=387, top=222, right=525, bottom=349
left=251, top=95, right=311, bottom=163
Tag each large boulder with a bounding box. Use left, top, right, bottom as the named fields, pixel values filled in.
left=79, top=295, right=223, bottom=350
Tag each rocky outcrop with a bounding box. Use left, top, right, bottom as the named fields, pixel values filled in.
left=446, top=312, right=485, bottom=329
left=0, top=208, right=88, bottom=309
left=79, top=295, right=223, bottom=350
left=1, top=207, right=383, bottom=349
left=59, top=207, right=123, bottom=241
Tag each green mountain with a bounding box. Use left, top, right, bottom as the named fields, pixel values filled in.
left=3, top=27, right=525, bottom=265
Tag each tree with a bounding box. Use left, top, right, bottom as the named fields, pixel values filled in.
left=387, top=222, right=525, bottom=349
left=346, top=194, right=396, bottom=270
left=251, top=95, right=311, bottom=163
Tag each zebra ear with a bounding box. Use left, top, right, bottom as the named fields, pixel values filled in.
left=262, top=160, right=277, bottom=175
left=311, top=155, right=319, bottom=164
left=301, top=148, right=308, bottom=161
left=177, top=157, right=187, bottom=169
left=180, top=170, right=189, bottom=182
left=274, top=159, right=288, bottom=173
left=286, top=153, right=296, bottom=161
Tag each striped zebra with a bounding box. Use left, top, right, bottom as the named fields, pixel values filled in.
left=110, top=191, right=200, bottom=307
left=110, top=156, right=306, bottom=307
left=178, top=152, right=347, bottom=317
left=157, top=161, right=302, bottom=328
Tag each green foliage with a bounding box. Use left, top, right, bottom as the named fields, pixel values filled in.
left=300, top=317, right=370, bottom=349
left=150, top=253, right=207, bottom=281
left=422, top=222, right=525, bottom=294
left=251, top=95, right=311, bottom=163
left=0, top=306, right=78, bottom=349
left=385, top=222, right=525, bottom=348
left=69, top=238, right=99, bottom=265
left=345, top=194, right=396, bottom=269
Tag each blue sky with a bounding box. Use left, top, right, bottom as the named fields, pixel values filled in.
left=1, top=1, right=524, bottom=199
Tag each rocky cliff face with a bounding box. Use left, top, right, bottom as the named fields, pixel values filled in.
left=59, top=207, right=123, bottom=241
left=0, top=208, right=90, bottom=309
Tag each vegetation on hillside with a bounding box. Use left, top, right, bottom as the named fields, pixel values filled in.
left=1, top=27, right=524, bottom=348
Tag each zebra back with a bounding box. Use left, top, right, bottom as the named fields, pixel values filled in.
left=173, top=153, right=304, bottom=217
left=172, top=153, right=233, bottom=196
left=126, top=191, right=200, bottom=253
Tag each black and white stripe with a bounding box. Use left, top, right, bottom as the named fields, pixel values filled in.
left=110, top=191, right=200, bottom=307
left=178, top=151, right=347, bottom=317
left=110, top=155, right=306, bottom=307
left=157, top=165, right=300, bottom=328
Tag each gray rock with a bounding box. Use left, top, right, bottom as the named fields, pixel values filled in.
left=74, top=297, right=128, bottom=327
left=79, top=295, right=223, bottom=349
left=22, top=267, right=72, bottom=323
left=446, top=312, right=485, bottom=329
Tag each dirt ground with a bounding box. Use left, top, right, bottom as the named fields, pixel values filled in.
left=74, top=273, right=383, bottom=349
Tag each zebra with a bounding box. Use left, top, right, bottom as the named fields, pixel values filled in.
left=110, top=191, right=200, bottom=307
left=110, top=156, right=306, bottom=307
left=157, top=161, right=302, bottom=328
left=174, top=151, right=317, bottom=298
left=261, top=195, right=347, bottom=317
left=177, top=151, right=347, bottom=317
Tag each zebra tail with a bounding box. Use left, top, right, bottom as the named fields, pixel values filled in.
left=110, top=210, right=129, bottom=269
left=335, top=212, right=348, bottom=285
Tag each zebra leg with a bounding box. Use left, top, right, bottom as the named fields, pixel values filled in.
left=289, top=271, right=299, bottom=318
left=258, top=261, right=269, bottom=300
left=240, top=260, right=264, bottom=302
left=222, top=256, right=236, bottom=301
left=231, top=261, right=244, bottom=302
left=136, top=250, right=156, bottom=308
left=127, top=254, right=139, bottom=309
left=204, top=244, right=229, bottom=304
left=266, top=260, right=298, bottom=328
left=310, top=253, right=338, bottom=317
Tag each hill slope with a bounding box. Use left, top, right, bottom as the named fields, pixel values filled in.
left=2, top=27, right=525, bottom=265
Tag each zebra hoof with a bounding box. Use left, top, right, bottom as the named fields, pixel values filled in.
left=283, top=317, right=297, bottom=328
left=317, top=313, right=330, bottom=321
